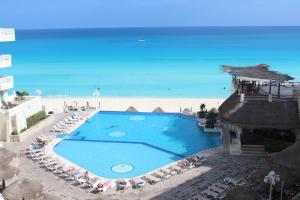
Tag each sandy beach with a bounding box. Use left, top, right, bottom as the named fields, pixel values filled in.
left=42, top=97, right=224, bottom=113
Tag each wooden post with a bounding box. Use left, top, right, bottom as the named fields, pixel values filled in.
left=278, top=83, right=281, bottom=97
left=269, top=81, right=272, bottom=94
left=241, top=81, right=244, bottom=94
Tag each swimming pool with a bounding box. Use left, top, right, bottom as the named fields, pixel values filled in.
left=53, top=111, right=220, bottom=179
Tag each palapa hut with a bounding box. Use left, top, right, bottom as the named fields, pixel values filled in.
left=182, top=108, right=193, bottom=115
left=152, top=107, right=164, bottom=113
left=126, top=106, right=138, bottom=112
left=218, top=64, right=300, bottom=155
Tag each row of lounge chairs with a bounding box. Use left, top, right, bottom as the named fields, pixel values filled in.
left=50, top=112, right=88, bottom=133
left=26, top=141, right=113, bottom=193
left=67, top=105, right=96, bottom=112
left=112, top=155, right=207, bottom=191
left=128, top=155, right=207, bottom=189
left=197, top=177, right=246, bottom=200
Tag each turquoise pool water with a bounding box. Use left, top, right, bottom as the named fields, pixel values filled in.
left=53, top=111, right=220, bottom=179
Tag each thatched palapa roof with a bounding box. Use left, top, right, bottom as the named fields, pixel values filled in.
left=152, top=107, right=164, bottom=113
left=182, top=108, right=193, bottom=115
left=126, top=106, right=138, bottom=112
left=218, top=92, right=300, bottom=129
left=222, top=64, right=294, bottom=82
left=272, top=142, right=300, bottom=172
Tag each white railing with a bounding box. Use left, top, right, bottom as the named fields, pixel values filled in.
left=0, top=55, right=12, bottom=68
left=0, top=28, right=15, bottom=42
left=0, top=76, right=14, bottom=91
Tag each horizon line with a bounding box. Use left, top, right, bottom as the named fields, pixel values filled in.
left=12, top=25, right=300, bottom=31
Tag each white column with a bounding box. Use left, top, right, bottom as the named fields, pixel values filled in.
left=221, top=124, right=231, bottom=153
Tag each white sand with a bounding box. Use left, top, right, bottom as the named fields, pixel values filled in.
left=42, top=97, right=224, bottom=113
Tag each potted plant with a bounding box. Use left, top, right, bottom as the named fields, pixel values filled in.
left=11, top=129, right=18, bottom=135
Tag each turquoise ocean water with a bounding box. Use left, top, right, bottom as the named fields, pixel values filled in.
left=1, top=27, right=300, bottom=98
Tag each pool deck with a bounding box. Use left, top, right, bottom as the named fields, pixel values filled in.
left=3, top=111, right=268, bottom=200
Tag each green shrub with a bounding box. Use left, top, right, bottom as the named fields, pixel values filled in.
left=197, top=104, right=207, bottom=118
left=26, top=111, right=47, bottom=129
left=205, top=110, right=218, bottom=128
left=265, top=141, right=291, bottom=153
left=11, top=129, right=18, bottom=135
left=197, top=111, right=207, bottom=118
left=20, top=128, right=27, bottom=133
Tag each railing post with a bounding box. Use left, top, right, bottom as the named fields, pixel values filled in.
left=268, top=94, right=272, bottom=102
left=240, top=93, right=245, bottom=102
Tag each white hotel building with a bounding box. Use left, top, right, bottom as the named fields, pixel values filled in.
left=0, top=28, right=43, bottom=142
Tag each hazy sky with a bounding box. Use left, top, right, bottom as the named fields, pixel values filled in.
left=0, top=0, right=299, bottom=29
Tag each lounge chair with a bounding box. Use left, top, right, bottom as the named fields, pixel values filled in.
left=116, top=179, right=128, bottom=191
left=209, top=185, right=224, bottom=194
left=142, top=175, right=160, bottom=184
left=159, top=169, right=173, bottom=178
left=202, top=189, right=221, bottom=200
left=214, top=183, right=230, bottom=190
left=170, top=165, right=183, bottom=173
left=92, top=180, right=111, bottom=193
left=224, top=177, right=245, bottom=186
left=130, top=178, right=145, bottom=188
left=152, top=171, right=165, bottom=180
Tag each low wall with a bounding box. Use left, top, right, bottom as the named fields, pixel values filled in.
left=9, top=115, right=55, bottom=143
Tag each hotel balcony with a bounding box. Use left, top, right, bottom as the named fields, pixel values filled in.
left=0, top=76, right=14, bottom=91
left=0, top=28, right=15, bottom=42
left=0, top=55, right=12, bottom=69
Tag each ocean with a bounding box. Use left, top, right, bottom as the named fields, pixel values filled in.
left=1, top=27, right=300, bottom=98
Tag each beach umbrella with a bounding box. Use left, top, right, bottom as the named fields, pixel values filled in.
left=92, top=89, right=100, bottom=97
left=36, top=193, right=61, bottom=200
left=35, top=89, right=42, bottom=96
left=126, top=106, right=138, bottom=112
left=152, top=107, right=164, bottom=113
left=3, top=178, right=43, bottom=200
left=182, top=108, right=193, bottom=115
left=0, top=163, right=20, bottom=180
left=0, top=163, right=20, bottom=189
left=0, top=147, right=16, bottom=163
left=210, top=107, right=219, bottom=113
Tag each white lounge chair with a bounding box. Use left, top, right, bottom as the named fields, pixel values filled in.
left=202, top=189, right=221, bottom=200
left=131, top=177, right=145, bottom=188
left=143, top=175, right=160, bottom=184
left=224, top=177, right=245, bottom=186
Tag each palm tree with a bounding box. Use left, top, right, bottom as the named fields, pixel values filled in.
left=200, top=103, right=206, bottom=111
left=16, top=91, right=29, bottom=100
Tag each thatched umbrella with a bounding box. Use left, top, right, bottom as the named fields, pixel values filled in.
left=182, top=108, right=193, bottom=115
left=36, top=193, right=61, bottom=200
left=3, top=178, right=43, bottom=200
left=126, top=106, right=138, bottom=112
left=210, top=107, right=218, bottom=113
left=272, top=142, right=300, bottom=173
left=0, top=163, right=20, bottom=189
left=152, top=107, right=164, bottom=113
left=0, top=147, right=16, bottom=163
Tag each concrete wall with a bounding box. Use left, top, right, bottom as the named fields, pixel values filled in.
left=0, top=111, right=9, bottom=141
left=220, top=122, right=243, bottom=155
left=0, top=96, right=43, bottom=142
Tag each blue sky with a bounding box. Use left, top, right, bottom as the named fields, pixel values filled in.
left=0, top=0, right=299, bottom=29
